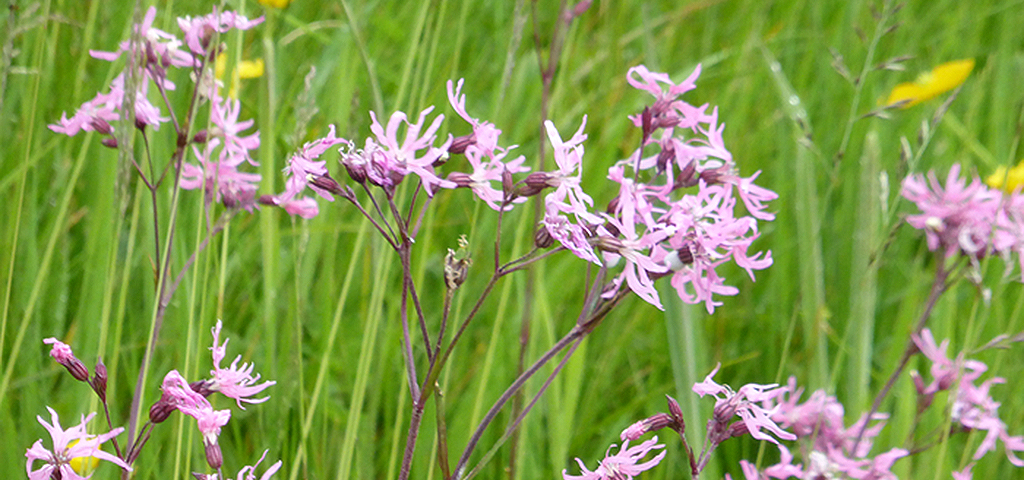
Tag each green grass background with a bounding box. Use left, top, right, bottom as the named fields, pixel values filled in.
left=2, top=0, right=1023, bottom=478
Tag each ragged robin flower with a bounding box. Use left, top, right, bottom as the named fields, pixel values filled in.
left=885, top=59, right=975, bottom=108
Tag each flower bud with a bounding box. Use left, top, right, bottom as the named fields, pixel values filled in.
left=447, top=172, right=473, bottom=188
left=149, top=400, right=177, bottom=424
left=204, top=441, right=223, bottom=469
left=91, top=359, right=108, bottom=403
left=101, top=138, right=119, bottom=149
left=666, top=395, right=686, bottom=435
left=89, top=118, right=114, bottom=135
left=44, top=338, right=89, bottom=383
left=534, top=225, right=554, bottom=249
left=449, top=135, right=475, bottom=155
left=502, top=168, right=515, bottom=200
left=309, top=173, right=344, bottom=195
left=192, top=130, right=209, bottom=144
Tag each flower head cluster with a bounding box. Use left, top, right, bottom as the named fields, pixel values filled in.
left=762, top=376, right=905, bottom=479
left=268, top=68, right=773, bottom=313
left=49, top=6, right=265, bottom=211
left=912, top=329, right=1024, bottom=468
left=146, top=321, right=275, bottom=468
left=540, top=65, right=775, bottom=312
left=26, top=407, right=130, bottom=480
left=563, top=436, right=666, bottom=480
left=693, top=364, right=795, bottom=448
left=902, top=163, right=1024, bottom=279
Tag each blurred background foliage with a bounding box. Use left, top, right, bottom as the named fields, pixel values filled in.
left=1, top=0, right=1022, bottom=478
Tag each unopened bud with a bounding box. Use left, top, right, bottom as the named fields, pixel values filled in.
left=621, top=413, right=674, bottom=441
left=674, top=159, right=698, bottom=189
left=189, top=379, right=214, bottom=398
left=91, top=359, right=108, bottom=403
left=149, top=400, right=177, bottom=424
left=698, top=165, right=729, bottom=185
left=571, top=0, right=592, bottom=18
left=727, top=421, right=749, bottom=439
left=447, top=172, right=473, bottom=188
left=90, top=118, right=114, bottom=135
left=257, top=194, right=279, bottom=207
left=44, top=338, right=90, bottom=382
left=655, top=143, right=674, bottom=176
left=192, top=130, right=209, bottom=144
left=309, top=173, right=344, bottom=195
left=666, top=395, right=686, bottom=435
left=502, top=168, right=515, bottom=200
left=204, top=441, right=223, bottom=469
left=534, top=225, right=554, bottom=249
left=101, top=138, right=119, bottom=149
left=449, top=135, right=475, bottom=155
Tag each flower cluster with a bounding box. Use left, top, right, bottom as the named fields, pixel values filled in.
left=902, top=163, right=1024, bottom=278
left=912, top=329, right=1024, bottom=474
left=692, top=364, right=795, bottom=448
left=546, top=65, right=776, bottom=312
left=148, top=321, right=276, bottom=469
left=749, top=377, right=907, bottom=479
left=270, top=66, right=774, bottom=313
left=49, top=6, right=265, bottom=210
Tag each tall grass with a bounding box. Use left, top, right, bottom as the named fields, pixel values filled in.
left=2, top=0, right=1022, bottom=479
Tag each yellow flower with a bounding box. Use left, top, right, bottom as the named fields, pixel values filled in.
left=68, top=439, right=101, bottom=476
left=986, top=160, right=1024, bottom=193
left=258, top=0, right=295, bottom=8
left=215, top=53, right=265, bottom=99
left=885, top=59, right=975, bottom=109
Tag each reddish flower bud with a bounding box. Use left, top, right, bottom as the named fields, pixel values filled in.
left=449, top=135, right=475, bottom=155
left=204, top=441, right=223, bottom=469
left=91, top=359, right=108, bottom=403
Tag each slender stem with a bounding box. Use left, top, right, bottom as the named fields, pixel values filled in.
left=852, top=253, right=950, bottom=451
left=361, top=183, right=398, bottom=246
left=464, top=336, right=585, bottom=480
left=453, top=324, right=584, bottom=480
left=344, top=192, right=398, bottom=250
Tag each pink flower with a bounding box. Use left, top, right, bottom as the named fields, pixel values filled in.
left=655, top=181, right=772, bottom=313
left=563, top=436, right=666, bottom=480
left=159, top=370, right=210, bottom=412
left=902, top=164, right=1003, bottom=259
left=230, top=450, right=284, bottom=480
left=542, top=117, right=603, bottom=265
left=626, top=64, right=704, bottom=133
left=177, top=10, right=264, bottom=55
left=90, top=6, right=195, bottom=69
left=206, top=320, right=275, bottom=409
left=448, top=147, right=529, bottom=211
left=693, top=364, right=795, bottom=446
left=210, top=96, right=261, bottom=166
left=270, top=125, right=348, bottom=218
left=367, top=107, right=455, bottom=196
left=446, top=78, right=504, bottom=156
left=25, top=407, right=130, bottom=480
left=181, top=138, right=262, bottom=210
